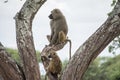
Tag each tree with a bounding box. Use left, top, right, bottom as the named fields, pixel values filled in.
left=100, top=55, right=120, bottom=80
left=0, top=0, right=120, bottom=80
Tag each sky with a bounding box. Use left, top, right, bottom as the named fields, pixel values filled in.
left=0, top=0, right=116, bottom=61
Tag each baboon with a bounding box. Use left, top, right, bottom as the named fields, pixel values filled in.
left=48, top=8, right=68, bottom=46
left=48, top=8, right=72, bottom=60
left=45, top=50, right=62, bottom=80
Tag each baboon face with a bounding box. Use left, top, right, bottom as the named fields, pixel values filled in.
left=48, top=51, right=56, bottom=58
left=48, top=9, right=63, bottom=20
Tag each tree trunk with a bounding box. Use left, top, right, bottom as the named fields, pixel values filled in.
left=61, top=0, right=120, bottom=80
left=14, top=0, right=46, bottom=80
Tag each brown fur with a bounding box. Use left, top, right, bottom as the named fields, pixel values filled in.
left=45, top=50, right=62, bottom=80
left=47, top=51, right=62, bottom=74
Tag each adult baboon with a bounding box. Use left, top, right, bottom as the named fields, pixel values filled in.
left=48, top=8, right=68, bottom=46
left=48, top=8, right=72, bottom=60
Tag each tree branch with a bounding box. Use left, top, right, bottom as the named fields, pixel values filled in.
left=15, top=0, right=46, bottom=80
left=61, top=0, right=120, bottom=80
left=0, top=42, right=24, bottom=80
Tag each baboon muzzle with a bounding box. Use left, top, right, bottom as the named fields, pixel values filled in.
left=48, top=14, right=53, bottom=19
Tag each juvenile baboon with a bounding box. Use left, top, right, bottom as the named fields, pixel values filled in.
left=48, top=8, right=68, bottom=46
left=45, top=50, right=62, bottom=80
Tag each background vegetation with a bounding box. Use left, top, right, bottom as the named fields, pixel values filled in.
left=6, top=48, right=41, bottom=63
left=83, top=55, right=120, bottom=80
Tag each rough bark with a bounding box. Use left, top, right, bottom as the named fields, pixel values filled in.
left=14, top=0, right=46, bottom=80
left=61, top=0, right=120, bottom=80
left=0, top=42, right=24, bottom=80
